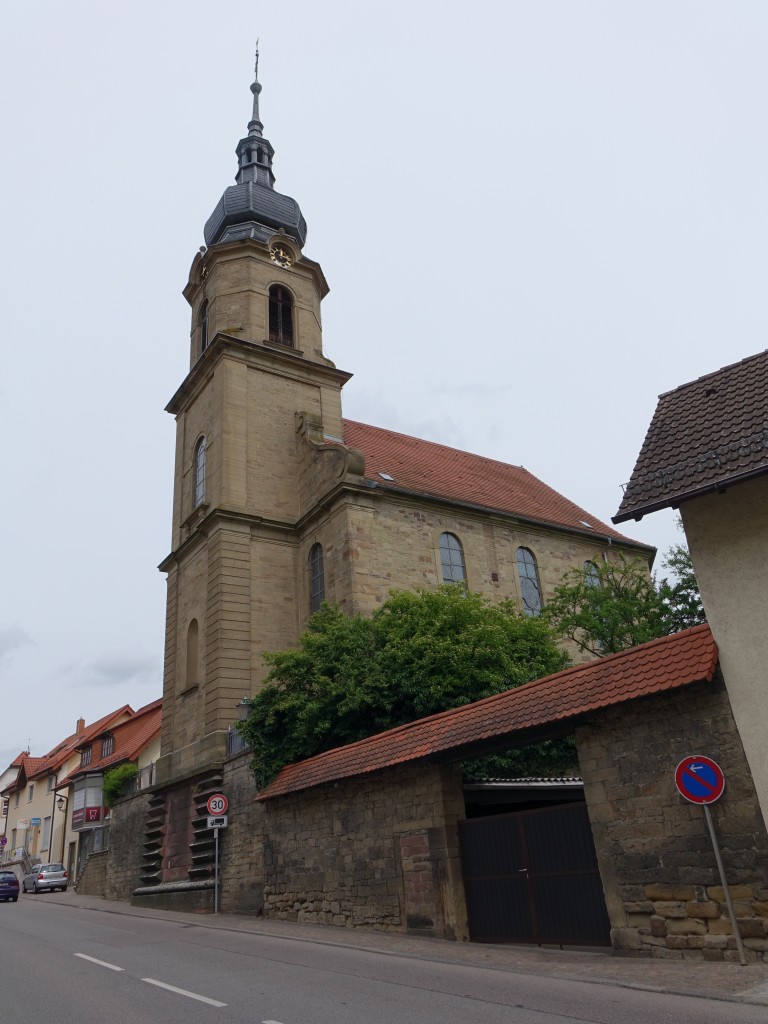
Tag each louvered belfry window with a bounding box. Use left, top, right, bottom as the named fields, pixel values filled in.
left=269, top=285, right=294, bottom=345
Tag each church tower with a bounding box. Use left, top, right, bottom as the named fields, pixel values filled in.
left=156, top=55, right=351, bottom=783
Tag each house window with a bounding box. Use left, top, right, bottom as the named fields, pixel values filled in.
left=14, top=793, right=19, bottom=809
left=80, top=746, right=92, bottom=767
left=309, top=543, right=325, bottom=613
left=199, top=299, right=209, bottom=353
left=194, top=436, right=206, bottom=507
left=516, top=547, right=542, bottom=616
left=268, top=285, right=294, bottom=345
left=47, top=776, right=55, bottom=792
left=1, top=798, right=8, bottom=818
left=101, top=735, right=115, bottom=758
left=439, top=532, right=466, bottom=584
left=584, top=560, right=601, bottom=587
left=27, top=784, right=34, bottom=802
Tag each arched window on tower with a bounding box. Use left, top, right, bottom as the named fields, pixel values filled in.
left=439, top=532, right=466, bottom=584
left=186, top=619, right=199, bottom=689
left=199, top=300, right=209, bottom=354
left=194, top=436, right=206, bottom=507
left=269, top=285, right=294, bottom=346
left=516, top=547, right=542, bottom=616
left=309, top=543, right=325, bottom=613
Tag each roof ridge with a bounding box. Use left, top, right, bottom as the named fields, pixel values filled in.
left=656, top=349, right=768, bottom=401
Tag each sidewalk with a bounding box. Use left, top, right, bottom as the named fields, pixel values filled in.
left=42, top=889, right=768, bottom=1007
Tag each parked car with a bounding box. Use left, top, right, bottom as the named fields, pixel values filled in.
left=0, top=870, right=20, bottom=902
left=22, top=863, right=68, bottom=893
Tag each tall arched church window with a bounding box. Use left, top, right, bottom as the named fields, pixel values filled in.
left=194, top=436, right=206, bottom=507
left=199, top=300, right=209, bottom=353
left=309, top=543, right=325, bottom=613
left=516, top=547, right=542, bottom=616
left=584, top=560, right=601, bottom=587
left=439, top=532, right=466, bottom=584
left=269, top=285, right=294, bottom=346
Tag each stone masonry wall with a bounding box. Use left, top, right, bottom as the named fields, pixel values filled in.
left=220, top=750, right=265, bottom=915
left=256, top=762, right=468, bottom=939
left=576, top=676, right=768, bottom=961
left=103, top=788, right=153, bottom=901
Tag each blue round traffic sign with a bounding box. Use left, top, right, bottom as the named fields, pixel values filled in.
left=675, top=755, right=725, bottom=804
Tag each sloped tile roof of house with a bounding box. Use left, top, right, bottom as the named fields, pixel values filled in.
left=258, top=624, right=717, bottom=801
left=614, top=350, right=768, bottom=523
left=342, top=420, right=650, bottom=549
left=57, top=699, right=162, bottom=784
left=10, top=752, right=27, bottom=768
left=26, top=706, right=134, bottom=782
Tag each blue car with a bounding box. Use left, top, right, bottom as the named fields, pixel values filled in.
left=0, top=870, right=19, bottom=902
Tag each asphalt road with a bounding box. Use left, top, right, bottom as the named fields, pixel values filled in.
left=2, top=895, right=766, bottom=1024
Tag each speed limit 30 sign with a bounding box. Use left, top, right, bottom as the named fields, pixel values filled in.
left=207, top=793, right=229, bottom=815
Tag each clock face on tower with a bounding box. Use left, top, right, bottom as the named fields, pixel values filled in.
left=270, top=244, right=294, bottom=269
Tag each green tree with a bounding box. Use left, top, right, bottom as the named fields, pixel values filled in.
left=544, top=545, right=705, bottom=658
left=661, top=542, right=706, bottom=632
left=238, top=586, right=572, bottom=787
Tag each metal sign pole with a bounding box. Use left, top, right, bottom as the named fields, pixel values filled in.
left=703, top=803, right=746, bottom=966
left=214, top=827, right=220, bottom=915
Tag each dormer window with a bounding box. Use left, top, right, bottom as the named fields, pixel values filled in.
left=268, top=285, right=294, bottom=345
left=101, top=735, right=115, bottom=758
left=80, top=746, right=92, bottom=767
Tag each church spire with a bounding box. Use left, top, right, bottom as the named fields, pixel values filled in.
left=248, top=44, right=263, bottom=138
left=203, top=50, right=307, bottom=248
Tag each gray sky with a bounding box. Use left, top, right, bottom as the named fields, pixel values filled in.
left=2, top=1, right=765, bottom=765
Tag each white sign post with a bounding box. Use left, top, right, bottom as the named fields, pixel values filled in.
left=206, top=795, right=229, bottom=914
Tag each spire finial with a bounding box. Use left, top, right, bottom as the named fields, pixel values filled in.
left=248, top=40, right=263, bottom=138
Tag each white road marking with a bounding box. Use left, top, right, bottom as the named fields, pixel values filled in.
left=263, top=1020, right=286, bottom=1023
left=74, top=953, right=124, bottom=972
left=142, top=978, right=227, bottom=1007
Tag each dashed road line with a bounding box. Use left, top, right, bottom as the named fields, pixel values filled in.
left=142, top=977, right=227, bottom=1007
left=74, top=953, right=124, bottom=972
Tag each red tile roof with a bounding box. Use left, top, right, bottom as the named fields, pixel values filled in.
left=614, top=350, right=768, bottom=523
left=342, top=420, right=648, bottom=549
left=258, top=624, right=717, bottom=801
left=57, top=699, right=162, bottom=785
left=20, top=707, right=135, bottom=784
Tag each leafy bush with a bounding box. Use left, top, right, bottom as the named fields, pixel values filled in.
left=103, top=762, right=138, bottom=806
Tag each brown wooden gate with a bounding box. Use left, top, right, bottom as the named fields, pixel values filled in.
left=459, top=802, right=611, bottom=945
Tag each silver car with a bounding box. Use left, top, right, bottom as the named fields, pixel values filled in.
left=22, top=863, right=68, bottom=893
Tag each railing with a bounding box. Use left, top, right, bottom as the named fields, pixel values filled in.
left=129, top=762, right=157, bottom=793
left=227, top=726, right=250, bottom=756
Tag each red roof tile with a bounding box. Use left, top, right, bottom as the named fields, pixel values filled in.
left=258, top=625, right=717, bottom=801
left=614, top=350, right=768, bottom=522
left=57, top=700, right=161, bottom=785
left=343, top=420, right=648, bottom=548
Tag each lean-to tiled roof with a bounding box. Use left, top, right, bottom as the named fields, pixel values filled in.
left=342, top=420, right=650, bottom=549
left=614, top=351, right=768, bottom=523
left=258, top=624, right=717, bottom=801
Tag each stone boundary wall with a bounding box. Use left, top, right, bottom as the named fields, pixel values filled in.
left=252, top=761, right=468, bottom=939
left=74, top=849, right=108, bottom=895
left=104, top=789, right=153, bottom=901
left=576, top=676, right=768, bottom=961
left=220, top=751, right=265, bottom=915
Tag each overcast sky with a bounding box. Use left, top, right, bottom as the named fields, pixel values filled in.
left=2, top=2, right=766, bottom=766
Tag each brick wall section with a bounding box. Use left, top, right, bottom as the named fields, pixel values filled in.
left=576, top=675, right=768, bottom=961
left=103, top=789, right=152, bottom=900
left=255, top=762, right=468, bottom=938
